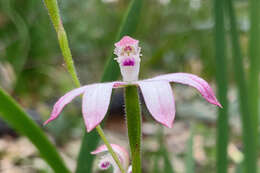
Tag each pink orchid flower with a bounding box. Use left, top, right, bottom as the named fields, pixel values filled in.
left=91, top=144, right=132, bottom=173
left=44, top=36, right=221, bottom=132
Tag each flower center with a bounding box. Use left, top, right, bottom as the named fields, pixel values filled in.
left=100, top=162, right=110, bottom=169
left=122, top=58, right=135, bottom=66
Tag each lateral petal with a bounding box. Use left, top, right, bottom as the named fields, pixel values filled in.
left=152, top=73, right=222, bottom=107
left=44, top=86, right=87, bottom=125
left=82, top=82, right=114, bottom=132
left=137, top=81, right=175, bottom=128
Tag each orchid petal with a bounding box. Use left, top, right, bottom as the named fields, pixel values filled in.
left=152, top=73, right=222, bottom=107
left=137, top=81, right=175, bottom=128
left=82, top=82, right=115, bottom=132
left=44, top=86, right=87, bottom=125
left=91, top=144, right=130, bottom=171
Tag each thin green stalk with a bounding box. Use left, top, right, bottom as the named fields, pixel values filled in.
left=225, top=1, right=257, bottom=173
left=96, top=125, right=126, bottom=173
left=124, top=86, right=142, bottom=173
left=213, top=0, right=229, bottom=173
left=42, top=0, right=125, bottom=172
left=248, top=0, right=260, bottom=169
left=43, top=0, right=80, bottom=87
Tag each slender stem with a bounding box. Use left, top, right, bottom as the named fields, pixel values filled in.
left=43, top=0, right=81, bottom=87
left=124, top=86, right=142, bottom=173
left=43, top=1, right=125, bottom=172
left=96, top=125, right=126, bottom=173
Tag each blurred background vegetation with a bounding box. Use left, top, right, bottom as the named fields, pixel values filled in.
left=0, top=0, right=258, bottom=173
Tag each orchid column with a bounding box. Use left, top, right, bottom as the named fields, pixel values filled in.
left=114, top=36, right=142, bottom=173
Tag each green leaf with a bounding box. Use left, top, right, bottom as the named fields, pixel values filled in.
left=225, top=0, right=257, bottom=172
left=235, top=162, right=244, bottom=173
left=185, top=129, right=194, bottom=173
left=0, top=0, right=30, bottom=75
left=0, top=87, right=70, bottom=173
left=76, top=0, right=143, bottom=172
left=153, top=154, right=161, bottom=173
left=161, top=146, right=174, bottom=173
left=156, top=128, right=175, bottom=173
left=213, top=0, right=229, bottom=173
left=248, top=0, right=260, bottom=170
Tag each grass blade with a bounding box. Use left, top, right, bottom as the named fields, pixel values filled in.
left=0, top=0, right=30, bottom=76
left=153, top=154, right=161, bottom=173
left=186, top=129, right=194, bottom=173
left=248, top=0, right=260, bottom=170
left=213, top=0, right=229, bottom=173
left=225, top=0, right=256, bottom=172
left=161, top=145, right=175, bottom=173
left=0, top=87, right=70, bottom=173
left=76, top=0, right=143, bottom=172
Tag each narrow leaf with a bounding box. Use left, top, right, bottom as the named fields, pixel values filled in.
left=248, top=0, right=260, bottom=170
left=161, top=146, right=175, bottom=173
left=213, top=0, right=229, bottom=173
left=185, top=129, right=194, bottom=173
left=0, top=87, right=70, bottom=173
left=225, top=0, right=257, bottom=172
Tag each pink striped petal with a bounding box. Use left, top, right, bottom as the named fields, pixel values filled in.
left=91, top=144, right=130, bottom=170
left=44, top=86, right=88, bottom=125
left=137, top=81, right=175, bottom=128
left=152, top=73, right=222, bottom=107
left=82, top=82, right=115, bottom=132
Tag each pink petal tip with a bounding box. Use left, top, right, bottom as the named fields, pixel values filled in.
left=137, top=81, right=175, bottom=128
left=115, top=36, right=139, bottom=47
left=152, top=73, right=222, bottom=108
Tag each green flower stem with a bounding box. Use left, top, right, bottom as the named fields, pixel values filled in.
left=43, top=0, right=81, bottom=87
left=124, top=86, right=142, bottom=173
left=96, top=125, right=126, bottom=173
left=43, top=0, right=125, bottom=171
